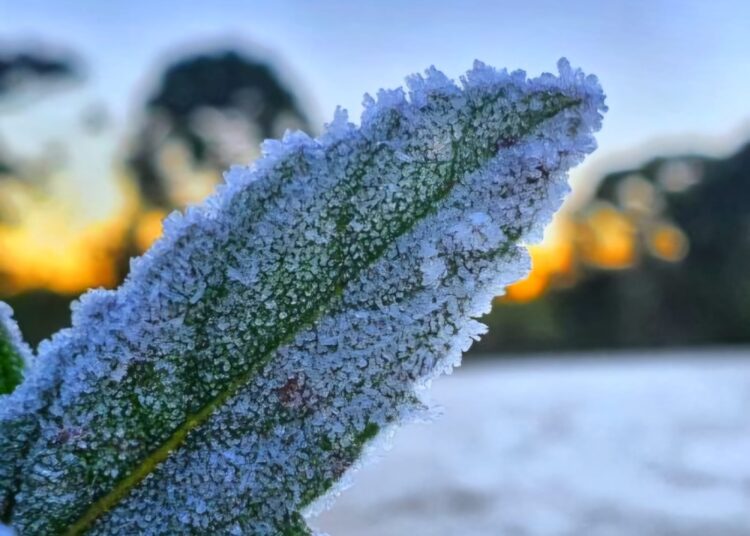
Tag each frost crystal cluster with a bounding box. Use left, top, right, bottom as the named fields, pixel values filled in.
left=0, top=59, right=605, bottom=535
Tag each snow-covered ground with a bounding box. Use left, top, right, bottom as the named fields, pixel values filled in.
left=314, top=349, right=750, bottom=536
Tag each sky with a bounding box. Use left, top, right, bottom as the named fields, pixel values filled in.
left=2, top=0, right=750, bottom=217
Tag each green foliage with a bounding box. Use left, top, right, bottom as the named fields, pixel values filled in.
left=0, top=303, right=29, bottom=395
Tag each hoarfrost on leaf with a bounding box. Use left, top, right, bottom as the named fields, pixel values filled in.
left=0, top=58, right=605, bottom=535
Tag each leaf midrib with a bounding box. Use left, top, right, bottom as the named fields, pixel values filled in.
left=65, top=95, right=579, bottom=535
left=64, top=151, right=453, bottom=536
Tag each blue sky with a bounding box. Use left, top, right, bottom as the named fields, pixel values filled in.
left=2, top=0, right=750, bottom=215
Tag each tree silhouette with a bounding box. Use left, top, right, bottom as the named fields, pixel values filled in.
left=0, top=49, right=78, bottom=98
left=478, top=142, right=750, bottom=353
left=128, top=49, right=312, bottom=209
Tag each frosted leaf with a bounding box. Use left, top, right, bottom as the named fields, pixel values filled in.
left=0, top=303, right=31, bottom=396
left=0, top=59, right=605, bottom=534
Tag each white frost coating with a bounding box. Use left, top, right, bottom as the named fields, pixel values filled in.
left=0, top=59, right=605, bottom=535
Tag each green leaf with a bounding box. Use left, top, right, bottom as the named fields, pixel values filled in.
left=0, top=59, right=605, bottom=535
left=0, top=303, right=30, bottom=396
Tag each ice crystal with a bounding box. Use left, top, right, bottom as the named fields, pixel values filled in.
left=0, top=59, right=605, bottom=535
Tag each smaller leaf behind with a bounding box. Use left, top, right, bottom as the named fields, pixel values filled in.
left=0, top=302, right=31, bottom=396
left=0, top=302, right=36, bottom=522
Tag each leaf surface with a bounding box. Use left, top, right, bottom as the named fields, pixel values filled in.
left=0, top=59, right=605, bottom=535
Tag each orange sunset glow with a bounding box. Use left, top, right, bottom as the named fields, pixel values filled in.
left=0, top=186, right=689, bottom=303
left=0, top=177, right=137, bottom=296
left=504, top=202, right=689, bottom=302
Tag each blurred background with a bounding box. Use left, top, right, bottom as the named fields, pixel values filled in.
left=1, top=1, right=749, bottom=534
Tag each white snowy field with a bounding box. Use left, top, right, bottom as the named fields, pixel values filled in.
left=313, top=349, right=750, bottom=536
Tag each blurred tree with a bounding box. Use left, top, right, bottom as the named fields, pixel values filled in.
left=0, top=159, right=12, bottom=177
left=0, top=47, right=80, bottom=182
left=0, top=46, right=85, bottom=347
left=0, top=49, right=79, bottom=102
left=0, top=45, right=314, bottom=348
left=478, top=142, right=750, bottom=354
left=128, top=49, right=312, bottom=209
left=117, top=47, right=315, bottom=296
